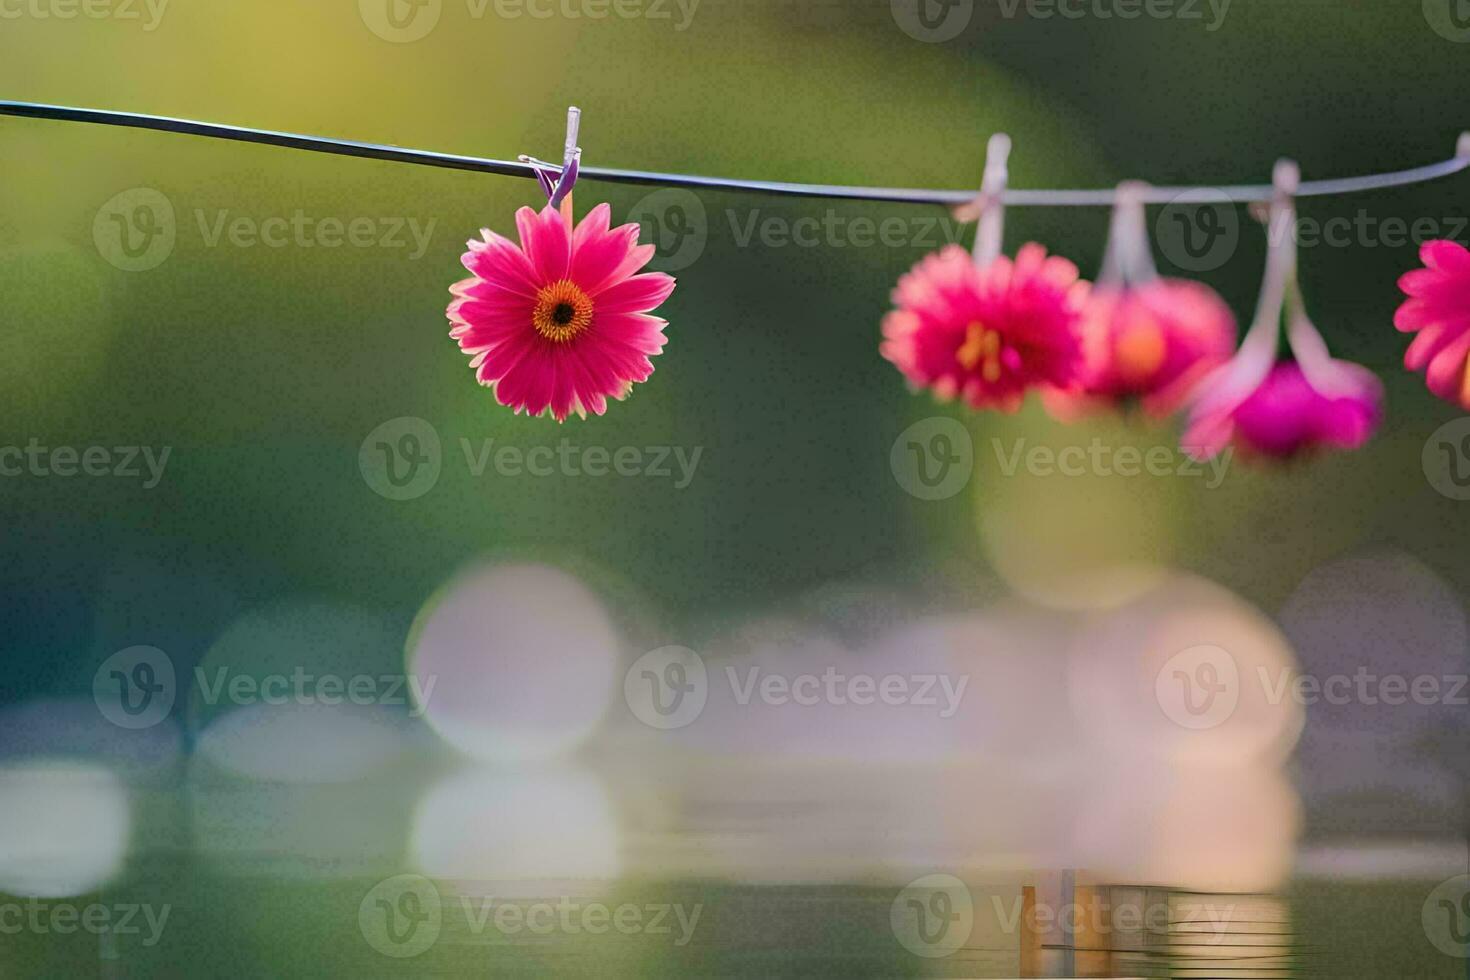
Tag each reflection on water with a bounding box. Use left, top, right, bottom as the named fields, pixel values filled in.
left=1, top=560, right=1460, bottom=977
left=188, top=702, right=419, bottom=879
left=409, top=765, right=621, bottom=898
left=1085, top=889, right=1295, bottom=979
left=0, top=760, right=131, bottom=898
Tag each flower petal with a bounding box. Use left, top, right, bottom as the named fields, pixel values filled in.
left=474, top=330, right=537, bottom=384
left=594, top=272, right=676, bottom=314
left=1421, top=239, right=1470, bottom=275
left=1424, top=331, right=1470, bottom=405
left=463, top=229, right=541, bottom=297
left=516, top=205, right=571, bottom=283
left=596, top=312, right=669, bottom=355
left=1394, top=298, right=1439, bottom=332
left=571, top=204, right=646, bottom=294
left=1405, top=324, right=1450, bottom=371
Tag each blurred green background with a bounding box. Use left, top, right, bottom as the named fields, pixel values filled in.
left=1, top=0, right=1467, bottom=633
left=3, top=0, right=1469, bottom=620
left=1, top=1, right=1468, bottom=976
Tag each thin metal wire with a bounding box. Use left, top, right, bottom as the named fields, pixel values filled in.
left=2, top=100, right=1467, bottom=207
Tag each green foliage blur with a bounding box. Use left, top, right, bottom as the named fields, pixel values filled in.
left=3, top=1, right=1467, bottom=643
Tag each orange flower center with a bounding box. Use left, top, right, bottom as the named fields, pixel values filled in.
left=1114, top=317, right=1166, bottom=383
left=532, top=279, right=594, bottom=343
left=957, top=322, right=1003, bottom=382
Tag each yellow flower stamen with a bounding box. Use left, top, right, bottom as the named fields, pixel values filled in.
left=1114, top=316, right=1167, bottom=383
left=957, top=322, right=1003, bottom=383
left=532, top=279, right=594, bottom=343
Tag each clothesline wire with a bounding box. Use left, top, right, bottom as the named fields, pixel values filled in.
left=2, top=100, right=1468, bottom=208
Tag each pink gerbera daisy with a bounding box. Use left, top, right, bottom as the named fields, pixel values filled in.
left=1396, top=239, right=1470, bottom=410
left=1048, top=279, right=1238, bottom=420
left=448, top=202, right=675, bottom=421
left=1044, top=184, right=1236, bottom=419
left=880, top=243, right=1089, bottom=412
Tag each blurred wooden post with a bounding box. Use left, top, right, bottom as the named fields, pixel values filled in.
left=1059, top=869, right=1076, bottom=977
left=1074, top=881, right=1113, bottom=978
left=1019, top=885, right=1040, bottom=977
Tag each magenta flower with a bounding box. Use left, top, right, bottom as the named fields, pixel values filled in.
left=1181, top=279, right=1383, bottom=462
left=1396, top=239, right=1470, bottom=410
left=1048, top=279, right=1237, bottom=419
left=447, top=203, right=675, bottom=422
left=1182, top=161, right=1381, bottom=461
left=880, top=243, right=1089, bottom=412
left=1183, top=360, right=1382, bottom=460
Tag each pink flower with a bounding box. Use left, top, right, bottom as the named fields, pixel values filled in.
left=1182, top=360, right=1382, bottom=460
left=880, top=243, right=1089, bottom=412
left=447, top=203, right=675, bottom=422
left=1396, top=239, right=1470, bottom=410
left=1047, top=278, right=1237, bottom=419
left=1183, top=160, right=1382, bottom=462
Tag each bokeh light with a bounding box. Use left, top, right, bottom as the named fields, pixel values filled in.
left=0, top=760, right=131, bottom=898
left=188, top=702, right=417, bottom=879
left=1067, top=572, right=1303, bottom=767
left=407, top=562, right=621, bottom=762
left=409, top=765, right=621, bottom=897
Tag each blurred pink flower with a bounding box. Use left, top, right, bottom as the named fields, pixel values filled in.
left=1183, top=360, right=1382, bottom=460
left=1047, top=278, right=1237, bottom=419
left=1396, top=239, right=1470, bottom=410
left=447, top=202, right=674, bottom=422
left=880, top=243, right=1089, bottom=412
left=1184, top=160, right=1382, bottom=462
